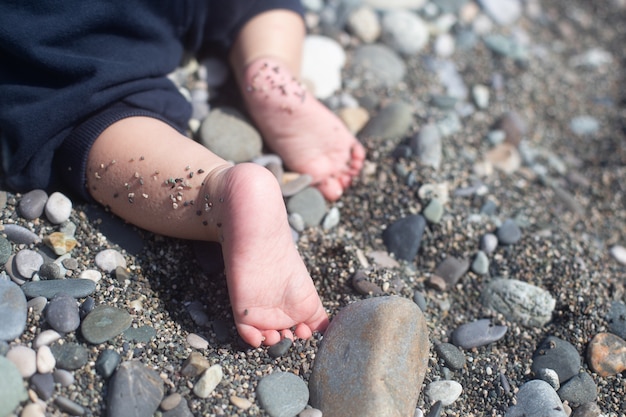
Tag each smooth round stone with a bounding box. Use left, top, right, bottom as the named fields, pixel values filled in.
left=162, top=398, right=193, bottom=417
left=302, top=35, right=345, bottom=99
left=607, top=301, right=626, bottom=339
left=481, top=278, right=556, bottom=327
left=281, top=174, right=313, bottom=198
left=381, top=9, right=429, bottom=55
left=480, top=233, right=498, bottom=254
left=2, top=224, right=41, bottom=245
left=347, top=5, right=381, bottom=43
left=38, top=262, right=62, bottom=280
left=161, top=393, right=183, bottom=411
left=423, top=199, right=444, bottom=224
left=36, top=345, right=56, bottom=374
left=44, top=192, right=72, bottom=224
left=434, top=342, right=466, bottom=370
left=424, top=380, right=463, bottom=406
left=81, top=305, right=132, bottom=344
left=351, top=44, right=406, bottom=88
left=411, top=124, right=442, bottom=170
left=451, top=319, right=507, bottom=349
left=257, top=372, right=309, bottom=417
left=413, top=290, right=427, bottom=311
left=21, top=278, right=96, bottom=299
left=299, top=409, right=323, bottom=417
left=193, top=364, right=223, bottom=398
left=431, top=256, right=469, bottom=290
left=569, top=115, right=600, bottom=136
left=186, top=333, right=209, bottom=350
left=6, top=345, right=37, bottom=378
left=54, top=396, right=85, bottom=416
left=557, top=372, right=597, bottom=405
left=61, top=257, right=79, bottom=270
left=108, top=361, right=164, bottom=417
left=199, top=107, right=262, bottom=163
left=80, top=297, right=96, bottom=317
left=79, top=269, right=102, bottom=283
left=352, top=270, right=384, bottom=296
left=0, top=236, right=11, bottom=265
left=230, top=396, right=253, bottom=410
left=532, top=336, right=580, bottom=383
left=27, top=297, right=48, bottom=315
left=21, top=403, right=46, bottom=417
left=33, top=329, right=62, bottom=349
left=95, top=349, right=121, bottom=378
left=586, top=332, right=626, bottom=377
left=360, top=101, right=413, bottom=143
left=505, top=380, right=567, bottom=417
left=609, top=245, right=626, bottom=265
left=286, top=188, right=327, bottom=228
left=30, top=372, right=55, bottom=400
left=268, top=338, right=293, bottom=358
left=45, top=293, right=80, bottom=333
left=471, top=251, right=489, bottom=275
left=322, top=207, right=340, bottom=231
left=95, top=249, right=127, bottom=273
left=53, top=369, right=75, bottom=387
left=472, top=84, right=490, bottom=109
left=15, top=249, right=44, bottom=279
left=288, top=213, right=306, bottom=233
left=496, top=219, right=522, bottom=245
left=186, top=301, right=210, bottom=327
left=0, top=279, right=27, bottom=341
left=0, top=356, right=28, bottom=416
left=18, top=189, right=48, bottom=220
left=382, top=214, right=426, bottom=261
left=50, top=343, right=88, bottom=370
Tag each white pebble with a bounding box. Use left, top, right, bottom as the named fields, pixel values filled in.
left=33, top=329, right=62, bottom=349
left=193, top=364, right=223, bottom=398
left=322, top=207, right=340, bottom=230
left=610, top=245, right=626, bottom=265
left=424, top=380, right=463, bottom=406
left=36, top=345, right=56, bottom=374
left=472, top=84, right=490, bottom=109
left=6, top=345, right=37, bottom=378
left=44, top=192, right=72, bottom=224
left=79, top=269, right=102, bottom=282
left=299, top=408, right=323, bottom=417
left=187, top=333, right=209, bottom=350
left=95, top=249, right=127, bottom=273
left=434, top=33, right=455, bottom=57
left=20, top=402, right=46, bottom=417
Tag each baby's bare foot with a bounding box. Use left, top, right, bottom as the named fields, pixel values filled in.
left=241, top=58, right=366, bottom=201
left=205, top=163, right=329, bottom=346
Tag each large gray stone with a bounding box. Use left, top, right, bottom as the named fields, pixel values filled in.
left=0, top=356, right=28, bottom=417
left=505, top=380, right=567, bottom=417
left=108, top=361, right=164, bottom=417
left=0, top=279, right=27, bottom=341
left=199, top=107, right=262, bottom=163
left=309, top=296, right=430, bottom=417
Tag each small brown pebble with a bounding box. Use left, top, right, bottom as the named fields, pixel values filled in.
left=586, top=332, right=626, bottom=377
left=229, top=395, right=253, bottom=410
left=160, top=393, right=182, bottom=411
left=181, top=352, right=210, bottom=378
left=427, top=274, right=448, bottom=291
left=351, top=270, right=384, bottom=296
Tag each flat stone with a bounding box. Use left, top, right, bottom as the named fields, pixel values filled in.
left=382, top=214, right=426, bottom=261
left=309, top=296, right=429, bottom=417
left=505, top=379, right=567, bottom=417
left=268, top=338, right=293, bottom=358
left=430, top=256, right=470, bottom=290
left=50, top=343, right=88, bottom=370
left=411, top=124, right=442, bottom=170
left=81, top=305, right=132, bottom=344
left=38, top=262, right=63, bottom=279
left=1, top=224, right=41, bottom=245
left=161, top=393, right=182, bottom=411
left=532, top=336, right=581, bottom=383
left=557, top=372, right=597, bottom=405
left=571, top=402, right=603, bottom=417
left=18, top=189, right=48, bottom=220
left=281, top=174, right=313, bottom=198
left=424, top=380, right=463, bottom=406
left=45, top=192, right=72, bottom=224
left=586, top=332, right=626, bottom=377
left=193, top=364, right=223, bottom=398
left=199, top=107, right=262, bottom=163
left=53, top=369, right=75, bottom=387
left=451, top=319, right=507, bottom=349
left=108, top=361, right=164, bottom=417
left=481, top=278, right=556, bottom=327
left=0, top=356, right=27, bottom=416
left=45, top=293, right=80, bottom=333
left=0, top=279, right=27, bottom=341
left=359, top=101, right=413, bottom=143
left=286, top=187, right=327, bottom=228
left=257, top=372, right=309, bottom=417
left=230, top=395, right=253, bottom=410
left=54, top=396, right=85, bottom=416
left=22, top=278, right=96, bottom=299
left=351, top=269, right=384, bottom=296
left=186, top=333, right=209, bottom=350
left=434, top=342, right=466, bottom=370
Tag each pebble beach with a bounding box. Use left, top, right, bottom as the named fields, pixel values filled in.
left=1, top=0, right=626, bottom=416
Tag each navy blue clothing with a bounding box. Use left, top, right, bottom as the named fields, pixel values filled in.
left=0, top=0, right=304, bottom=200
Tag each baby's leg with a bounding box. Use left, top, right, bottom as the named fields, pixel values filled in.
left=230, top=11, right=366, bottom=201
left=86, top=117, right=329, bottom=346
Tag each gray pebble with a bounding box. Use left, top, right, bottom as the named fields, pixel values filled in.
left=422, top=199, right=444, bottom=224
left=425, top=401, right=443, bottom=417
left=45, top=192, right=72, bottom=224
left=431, top=256, right=469, bottom=289
left=21, top=278, right=96, bottom=299
left=471, top=251, right=489, bottom=275
left=570, top=115, right=600, bottom=136
left=257, top=372, right=309, bottom=417
left=54, top=396, right=85, bottom=416
left=381, top=9, right=429, bottom=55
left=557, top=372, right=597, bottom=405
left=607, top=301, right=626, bottom=339
left=288, top=213, right=306, bottom=232
left=351, top=270, right=384, bottom=296
left=413, top=290, right=427, bottom=311
left=0, top=236, right=12, bottom=265
left=2, top=224, right=42, bottom=245
left=0, top=279, right=27, bottom=341
left=81, top=305, right=132, bottom=344
left=0, top=356, right=27, bottom=416
left=199, top=107, right=262, bottom=163
left=123, top=325, right=156, bottom=343
left=411, top=124, right=442, bottom=170
left=299, top=408, right=323, bottom=417
left=351, top=44, right=406, bottom=89
left=80, top=296, right=96, bottom=318
left=268, top=338, right=293, bottom=358
left=281, top=174, right=313, bottom=197
left=27, top=297, right=48, bottom=315
left=424, top=380, right=463, bottom=406
left=434, top=342, right=466, bottom=370
left=322, top=206, right=340, bottom=230
left=51, top=343, right=89, bottom=370
left=480, top=233, right=499, bottom=254
left=186, top=301, right=210, bottom=327
left=46, top=293, right=80, bottom=333
left=61, top=257, right=79, bottom=270
left=39, top=262, right=63, bottom=280
left=496, top=218, right=522, bottom=245
left=53, top=369, right=75, bottom=387
left=15, top=249, right=44, bottom=279
left=532, top=336, right=581, bottom=383
left=359, top=100, right=413, bottom=142
left=451, top=319, right=507, bottom=349
left=96, top=349, right=121, bottom=378
left=505, top=379, right=567, bottom=417
left=30, top=372, right=55, bottom=400
left=287, top=187, right=327, bottom=228
left=382, top=214, right=426, bottom=261
left=108, top=361, right=164, bottom=417
left=18, top=189, right=48, bottom=220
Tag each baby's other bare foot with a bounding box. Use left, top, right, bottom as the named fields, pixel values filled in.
left=241, top=58, right=366, bottom=201
left=205, top=163, right=329, bottom=346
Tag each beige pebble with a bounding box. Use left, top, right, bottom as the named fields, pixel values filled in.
left=186, top=333, right=209, bottom=350
left=229, top=395, right=253, bottom=410
left=181, top=352, right=210, bottom=378
left=160, top=393, right=182, bottom=411
left=36, top=345, right=56, bottom=374
left=79, top=269, right=102, bottom=283
left=485, top=143, right=522, bottom=174
left=193, top=364, right=223, bottom=398
left=32, top=329, right=61, bottom=349
left=43, top=232, right=77, bottom=256
left=7, top=345, right=37, bottom=378
left=20, top=402, right=46, bottom=417
left=338, top=107, right=370, bottom=134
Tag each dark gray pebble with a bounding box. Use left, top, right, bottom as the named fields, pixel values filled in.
left=30, top=372, right=55, bottom=400
left=81, top=305, right=132, bottom=344
left=434, top=342, right=466, bottom=370
left=2, top=224, right=42, bottom=245
left=95, top=349, right=121, bottom=378
left=54, top=396, right=85, bottom=416
left=532, top=336, right=581, bottom=383
left=212, top=319, right=231, bottom=343
left=426, top=401, right=443, bottom=417
left=0, top=279, right=27, bottom=341
left=557, top=372, right=597, bottom=405
left=0, top=236, right=11, bottom=265
left=39, top=262, right=63, bottom=280
left=451, top=319, right=507, bottom=349
left=80, top=297, right=95, bottom=318
left=413, top=290, right=427, bottom=311
left=351, top=270, right=384, bottom=296
left=607, top=301, right=626, bottom=340
left=496, top=218, right=522, bottom=245
left=286, top=187, right=327, bottom=228
left=268, top=338, right=293, bottom=358
left=505, top=379, right=567, bottom=417
left=51, top=342, right=89, bottom=370
left=382, top=214, right=426, bottom=261
left=46, top=293, right=80, bottom=333
left=123, top=325, right=156, bottom=343
left=22, top=278, right=96, bottom=299
left=257, top=372, right=309, bottom=417
left=108, top=361, right=164, bottom=417
left=18, top=189, right=48, bottom=220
